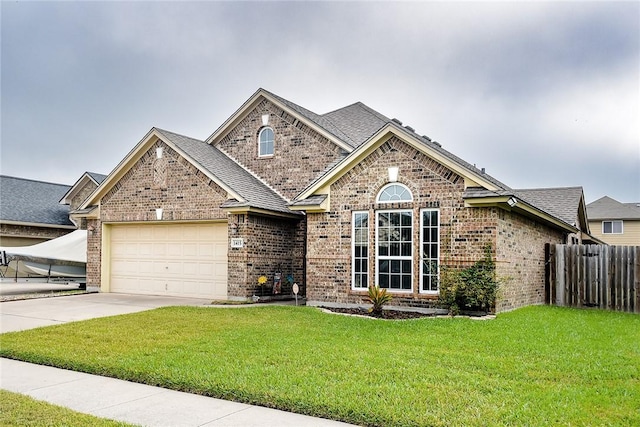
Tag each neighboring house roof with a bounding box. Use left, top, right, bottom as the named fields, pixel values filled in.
left=0, top=175, right=74, bottom=227
left=60, top=171, right=108, bottom=205
left=155, top=128, right=301, bottom=216
left=587, top=196, right=640, bottom=220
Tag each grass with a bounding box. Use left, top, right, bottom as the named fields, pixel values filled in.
left=1, top=305, right=638, bottom=426
left=0, top=389, right=135, bottom=426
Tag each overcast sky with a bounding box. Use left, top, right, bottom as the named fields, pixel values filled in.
left=1, top=1, right=638, bottom=204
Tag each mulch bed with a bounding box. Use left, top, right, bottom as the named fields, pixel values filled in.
left=321, top=306, right=438, bottom=320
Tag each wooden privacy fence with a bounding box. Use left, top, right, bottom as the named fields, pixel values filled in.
left=546, top=244, right=640, bottom=313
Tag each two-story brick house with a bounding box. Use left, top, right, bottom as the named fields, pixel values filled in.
left=78, top=88, right=591, bottom=312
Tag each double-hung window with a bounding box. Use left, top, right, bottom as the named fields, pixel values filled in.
left=602, top=220, right=623, bottom=234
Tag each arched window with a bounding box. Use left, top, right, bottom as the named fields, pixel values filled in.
left=258, top=127, right=274, bottom=157
left=377, top=183, right=413, bottom=203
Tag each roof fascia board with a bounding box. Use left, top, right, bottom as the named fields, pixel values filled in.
left=289, top=195, right=330, bottom=213
left=81, top=129, right=244, bottom=209
left=0, top=220, right=76, bottom=230
left=223, top=205, right=302, bottom=219
left=297, top=125, right=500, bottom=201
left=70, top=206, right=100, bottom=220
left=205, top=89, right=353, bottom=152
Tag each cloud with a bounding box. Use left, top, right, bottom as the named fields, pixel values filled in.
left=1, top=1, right=638, bottom=204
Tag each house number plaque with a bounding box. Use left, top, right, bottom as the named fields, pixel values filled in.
left=230, top=238, right=244, bottom=248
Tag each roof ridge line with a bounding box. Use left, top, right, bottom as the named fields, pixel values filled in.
left=0, top=174, right=71, bottom=187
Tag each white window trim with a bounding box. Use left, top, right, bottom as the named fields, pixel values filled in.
left=602, top=220, right=624, bottom=234
left=351, top=211, right=369, bottom=290
left=258, top=127, right=274, bottom=157
left=420, top=208, right=440, bottom=295
left=376, top=183, right=413, bottom=203
left=375, top=209, right=413, bottom=293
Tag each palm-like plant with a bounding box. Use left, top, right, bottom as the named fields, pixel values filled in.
left=366, top=285, right=392, bottom=317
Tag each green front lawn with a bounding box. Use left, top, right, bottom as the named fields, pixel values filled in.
left=0, top=390, right=135, bottom=427
left=1, top=305, right=638, bottom=426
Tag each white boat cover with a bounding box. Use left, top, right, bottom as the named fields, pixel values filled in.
left=0, top=230, right=87, bottom=263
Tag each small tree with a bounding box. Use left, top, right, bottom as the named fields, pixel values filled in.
left=366, top=285, right=392, bottom=317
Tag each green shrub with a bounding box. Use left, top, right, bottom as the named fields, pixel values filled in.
left=439, top=245, right=499, bottom=315
left=366, top=285, right=392, bottom=316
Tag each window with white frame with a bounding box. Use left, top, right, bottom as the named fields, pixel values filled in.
left=258, top=127, right=274, bottom=157
left=377, top=210, right=412, bottom=291
left=377, top=183, right=413, bottom=203
left=420, top=209, right=440, bottom=293
left=602, top=220, right=623, bottom=234
left=352, top=212, right=369, bottom=289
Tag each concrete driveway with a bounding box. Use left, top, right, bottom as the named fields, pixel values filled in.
left=0, top=292, right=213, bottom=333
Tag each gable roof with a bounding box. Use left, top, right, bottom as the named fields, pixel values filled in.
left=0, top=175, right=74, bottom=228
left=587, top=196, right=640, bottom=220
left=155, top=128, right=300, bottom=216
left=60, top=171, right=107, bottom=205
left=206, top=88, right=352, bottom=152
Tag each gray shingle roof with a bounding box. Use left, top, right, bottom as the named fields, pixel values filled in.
left=463, top=186, right=585, bottom=229
left=265, top=90, right=512, bottom=196
left=587, top=196, right=640, bottom=220
left=321, top=102, right=389, bottom=147
left=87, top=172, right=107, bottom=184
left=515, top=187, right=584, bottom=226
left=0, top=175, right=73, bottom=226
left=155, top=128, right=300, bottom=216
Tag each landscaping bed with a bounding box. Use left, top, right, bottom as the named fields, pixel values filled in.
left=321, top=306, right=439, bottom=319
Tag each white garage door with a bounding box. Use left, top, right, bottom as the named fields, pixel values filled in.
left=109, top=223, right=228, bottom=299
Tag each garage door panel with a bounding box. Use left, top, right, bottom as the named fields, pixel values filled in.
left=109, top=223, right=227, bottom=299
left=198, top=243, right=215, bottom=257
left=167, top=244, right=183, bottom=257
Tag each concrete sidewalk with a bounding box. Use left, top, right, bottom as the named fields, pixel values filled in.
left=1, top=358, right=355, bottom=426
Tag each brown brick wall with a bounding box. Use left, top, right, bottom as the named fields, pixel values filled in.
left=495, top=210, right=564, bottom=312
left=227, top=213, right=305, bottom=298
left=87, top=140, right=229, bottom=288
left=215, top=99, right=347, bottom=200
left=101, top=141, right=228, bottom=222
left=70, top=181, right=99, bottom=211
left=305, top=136, right=566, bottom=312
left=306, top=137, right=475, bottom=308
left=86, top=218, right=101, bottom=286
